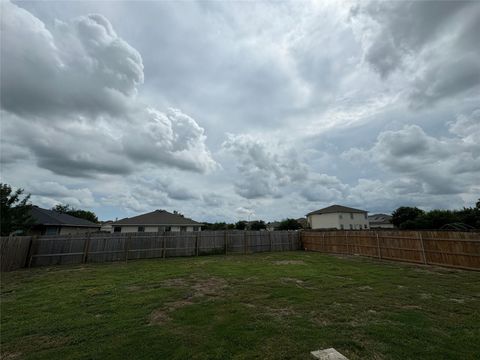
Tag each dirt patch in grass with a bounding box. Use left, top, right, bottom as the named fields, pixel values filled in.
left=9, top=335, right=71, bottom=353
left=149, top=277, right=228, bottom=325
left=0, top=352, right=23, bottom=360
left=273, top=260, right=306, bottom=265
left=265, top=306, right=299, bottom=320
left=280, top=277, right=304, bottom=285
left=358, top=286, right=373, bottom=291
left=191, top=277, right=228, bottom=297
left=161, top=278, right=189, bottom=287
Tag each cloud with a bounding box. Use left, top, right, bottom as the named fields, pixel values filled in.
left=1, top=2, right=143, bottom=117
left=342, top=110, right=480, bottom=197
left=300, top=174, right=347, bottom=202
left=0, top=2, right=216, bottom=176
left=221, top=134, right=308, bottom=199
left=351, top=1, right=480, bottom=106
left=27, top=181, right=96, bottom=208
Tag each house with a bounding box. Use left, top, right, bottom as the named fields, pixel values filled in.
left=368, top=214, right=394, bottom=229
left=100, top=220, right=114, bottom=232
left=29, top=206, right=101, bottom=235
left=266, top=221, right=280, bottom=231
left=306, top=205, right=369, bottom=230
left=296, top=218, right=308, bottom=229
left=111, top=209, right=202, bottom=233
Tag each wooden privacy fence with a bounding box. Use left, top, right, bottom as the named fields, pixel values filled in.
left=302, top=230, right=480, bottom=271
left=0, top=231, right=300, bottom=271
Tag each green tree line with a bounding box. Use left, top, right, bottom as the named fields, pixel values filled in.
left=392, top=200, right=480, bottom=230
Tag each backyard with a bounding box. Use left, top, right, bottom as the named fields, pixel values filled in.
left=1, top=252, right=479, bottom=359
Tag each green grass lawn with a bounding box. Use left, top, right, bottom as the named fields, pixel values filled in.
left=1, top=252, right=479, bottom=360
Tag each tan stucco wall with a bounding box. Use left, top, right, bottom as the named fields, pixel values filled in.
left=308, top=212, right=369, bottom=230
left=308, top=213, right=339, bottom=229
left=338, top=212, right=369, bottom=230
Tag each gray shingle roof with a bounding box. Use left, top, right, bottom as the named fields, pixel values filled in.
left=368, top=214, right=392, bottom=224
left=306, top=205, right=367, bottom=216
left=112, top=210, right=202, bottom=226
left=30, top=206, right=100, bottom=227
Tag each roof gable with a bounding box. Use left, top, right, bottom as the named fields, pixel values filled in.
left=368, top=214, right=392, bottom=223
left=306, top=204, right=367, bottom=216
left=112, top=210, right=202, bottom=226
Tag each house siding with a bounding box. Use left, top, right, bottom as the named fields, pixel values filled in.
left=308, top=212, right=369, bottom=230
left=113, top=225, right=199, bottom=233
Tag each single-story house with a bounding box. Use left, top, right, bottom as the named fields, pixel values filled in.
left=368, top=214, right=394, bottom=229
left=306, top=205, right=369, bottom=230
left=29, top=206, right=101, bottom=235
left=266, top=221, right=280, bottom=231
left=111, top=209, right=202, bottom=233
left=100, top=220, right=114, bottom=232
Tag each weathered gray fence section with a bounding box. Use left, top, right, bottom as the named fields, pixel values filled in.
left=0, top=236, right=33, bottom=271
left=302, top=230, right=480, bottom=271
left=0, top=231, right=300, bottom=270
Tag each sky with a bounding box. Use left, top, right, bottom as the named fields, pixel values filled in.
left=1, top=0, right=479, bottom=222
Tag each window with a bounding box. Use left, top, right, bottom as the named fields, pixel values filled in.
left=349, top=224, right=353, bottom=230
left=339, top=214, right=343, bottom=220
left=46, top=226, right=59, bottom=235
left=364, top=224, right=368, bottom=229
left=340, top=224, right=344, bottom=230
left=138, top=226, right=145, bottom=232
left=180, top=226, right=186, bottom=232
left=113, top=226, right=121, bottom=233
left=193, top=226, right=199, bottom=231
left=165, top=226, right=171, bottom=232
left=350, top=213, right=354, bottom=219
left=158, top=226, right=165, bottom=232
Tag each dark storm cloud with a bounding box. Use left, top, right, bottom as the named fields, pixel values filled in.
left=352, top=1, right=480, bottom=106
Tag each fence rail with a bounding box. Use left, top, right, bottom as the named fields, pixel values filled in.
left=302, top=230, right=480, bottom=270
left=1, top=231, right=300, bottom=271
left=2, top=230, right=479, bottom=272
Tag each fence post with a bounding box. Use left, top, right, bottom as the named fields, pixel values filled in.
left=345, top=231, right=349, bottom=254
left=224, top=231, right=228, bottom=255
left=82, top=232, right=91, bottom=264
left=376, top=232, right=382, bottom=259
left=163, top=232, right=167, bottom=259
left=24, top=236, right=34, bottom=268
left=244, top=231, right=247, bottom=255
left=195, top=233, right=198, bottom=256
left=124, top=234, right=130, bottom=263
left=269, top=231, right=272, bottom=252
left=322, top=232, right=325, bottom=252
left=418, top=232, right=427, bottom=264
left=27, top=235, right=38, bottom=268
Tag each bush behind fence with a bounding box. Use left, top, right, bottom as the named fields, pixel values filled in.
left=1, top=231, right=300, bottom=271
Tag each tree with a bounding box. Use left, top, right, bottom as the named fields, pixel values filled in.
left=278, top=218, right=302, bottom=230
left=0, top=183, right=34, bottom=236
left=250, top=220, right=266, bottom=231
left=235, top=221, right=247, bottom=230
left=52, top=204, right=98, bottom=223
left=391, top=207, right=424, bottom=228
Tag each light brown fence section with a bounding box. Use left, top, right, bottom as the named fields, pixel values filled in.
left=1, top=231, right=300, bottom=271
left=302, top=230, right=480, bottom=270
